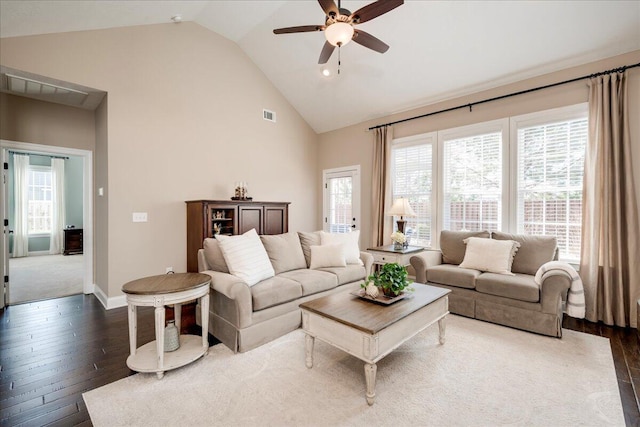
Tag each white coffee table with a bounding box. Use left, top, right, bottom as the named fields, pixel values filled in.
left=122, top=272, right=211, bottom=379
left=299, top=283, right=450, bottom=405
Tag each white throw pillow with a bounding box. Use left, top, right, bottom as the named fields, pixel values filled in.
left=319, top=230, right=362, bottom=265
left=309, top=244, right=347, bottom=269
left=459, top=237, right=520, bottom=276
left=215, top=229, right=275, bottom=286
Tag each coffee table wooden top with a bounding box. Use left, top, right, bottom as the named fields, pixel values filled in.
left=122, top=273, right=211, bottom=295
left=299, top=283, right=449, bottom=335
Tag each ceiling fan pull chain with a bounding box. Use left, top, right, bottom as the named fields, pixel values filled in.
left=338, top=46, right=341, bottom=75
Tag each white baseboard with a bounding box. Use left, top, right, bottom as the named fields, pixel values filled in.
left=93, top=285, right=127, bottom=310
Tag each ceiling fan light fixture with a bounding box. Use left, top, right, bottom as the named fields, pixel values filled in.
left=324, top=22, right=354, bottom=47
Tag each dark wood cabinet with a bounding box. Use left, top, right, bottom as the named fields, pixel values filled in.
left=186, top=200, right=290, bottom=272
left=63, top=228, right=83, bottom=255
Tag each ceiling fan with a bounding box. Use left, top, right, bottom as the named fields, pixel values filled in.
left=273, top=0, right=404, bottom=64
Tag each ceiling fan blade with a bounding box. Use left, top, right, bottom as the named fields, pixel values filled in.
left=273, top=25, right=324, bottom=35
left=318, top=41, right=336, bottom=64
left=349, top=0, right=404, bottom=24
left=318, top=0, right=339, bottom=18
left=352, top=29, right=389, bottom=53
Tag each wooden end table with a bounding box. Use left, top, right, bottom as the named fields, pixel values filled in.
left=122, top=272, right=211, bottom=379
left=366, top=245, right=424, bottom=266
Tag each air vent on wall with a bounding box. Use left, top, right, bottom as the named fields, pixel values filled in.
left=263, top=109, right=276, bottom=123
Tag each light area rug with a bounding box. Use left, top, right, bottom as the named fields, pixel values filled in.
left=83, top=315, right=624, bottom=426
left=9, top=254, right=83, bottom=304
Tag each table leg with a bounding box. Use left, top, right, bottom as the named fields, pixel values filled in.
left=305, top=334, right=315, bottom=368
left=364, top=363, right=377, bottom=405
left=174, top=303, right=182, bottom=334
left=155, top=306, right=165, bottom=379
left=127, top=303, right=137, bottom=356
left=438, top=316, right=446, bottom=345
left=200, top=293, right=210, bottom=355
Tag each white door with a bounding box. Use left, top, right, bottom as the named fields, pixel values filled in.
left=323, top=165, right=360, bottom=233
left=1, top=149, right=8, bottom=308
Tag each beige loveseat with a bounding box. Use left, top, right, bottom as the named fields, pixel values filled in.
left=196, top=231, right=373, bottom=353
left=410, top=231, right=572, bottom=337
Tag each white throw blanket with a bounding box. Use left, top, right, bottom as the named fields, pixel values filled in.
left=534, top=261, right=585, bottom=318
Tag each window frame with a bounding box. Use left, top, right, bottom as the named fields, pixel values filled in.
left=26, top=164, right=53, bottom=237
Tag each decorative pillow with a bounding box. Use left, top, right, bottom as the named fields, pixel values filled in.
left=492, top=232, right=558, bottom=275
left=459, top=237, right=520, bottom=276
left=202, top=238, right=229, bottom=273
left=309, top=244, right=347, bottom=269
left=319, top=230, right=362, bottom=265
left=440, top=230, right=491, bottom=265
left=260, top=233, right=307, bottom=274
left=298, top=231, right=321, bottom=268
left=215, top=229, right=275, bottom=286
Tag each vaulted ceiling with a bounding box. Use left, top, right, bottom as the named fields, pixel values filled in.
left=1, top=1, right=639, bottom=133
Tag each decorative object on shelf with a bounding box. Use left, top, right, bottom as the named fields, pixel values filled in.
left=390, top=231, right=406, bottom=250
left=387, top=197, right=416, bottom=234
left=163, top=320, right=180, bottom=352
left=213, top=223, right=222, bottom=235
left=361, top=262, right=413, bottom=298
left=232, top=182, right=252, bottom=200
left=215, top=211, right=225, bottom=219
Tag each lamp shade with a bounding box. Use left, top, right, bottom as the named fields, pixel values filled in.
left=325, top=22, right=354, bottom=47
left=387, top=198, right=417, bottom=217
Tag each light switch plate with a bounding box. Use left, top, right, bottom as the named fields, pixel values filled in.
left=132, top=212, right=148, bottom=222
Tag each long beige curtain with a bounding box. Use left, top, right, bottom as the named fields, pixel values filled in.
left=580, top=71, right=640, bottom=328
left=371, top=126, right=392, bottom=247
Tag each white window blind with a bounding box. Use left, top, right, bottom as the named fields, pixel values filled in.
left=442, top=132, right=502, bottom=232
left=391, top=142, right=433, bottom=247
left=516, top=117, right=587, bottom=261
left=27, top=166, right=52, bottom=234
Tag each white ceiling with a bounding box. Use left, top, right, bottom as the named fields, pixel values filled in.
left=1, top=1, right=639, bottom=133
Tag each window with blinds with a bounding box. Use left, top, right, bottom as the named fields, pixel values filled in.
left=442, top=131, right=502, bottom=232
left=391, top=138, right=433, bottom=247
left=516, top=116, right=587, bottom=261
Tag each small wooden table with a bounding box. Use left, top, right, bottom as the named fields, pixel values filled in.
left=366, top=245, right=424, bottom=266
left=300, top=283, right=450, bottom=405
left=122, top=273, right=211, bottom=379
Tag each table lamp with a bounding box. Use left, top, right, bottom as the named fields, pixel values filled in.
left=387, top=198, right=416, bottom=234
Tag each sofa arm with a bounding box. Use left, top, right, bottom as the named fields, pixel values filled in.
left=539, top=272, right=571, bottom=315
left=409, top=250, right=443, bottom=284
left=360, top=251, right=374, bottom=277
left=201, top=270, right=253, bottom=329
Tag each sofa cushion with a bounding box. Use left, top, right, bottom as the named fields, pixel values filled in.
left=492, top=232, right=558, bottom=275
left=319, top=264, right=367, bottom=285
left=260, top=233, right=307, bottom=274
left=440, top=230, right=491, bottom=265
left=320, top=230, right=363, bottom=265
left=309, top=244, right=346, bottom=269
left=250, top=276, right=303, bottom=311
left=459, top=237, right=520, bottom=275
left=203, top=238, right=229, bottom=273
left=475, top=272, right=540, bottom=303
left=216, top=229, right=275, bottom=286
left=427, top=264, right=481, bottom=289
left=298, top=231, right=321, bottom=267
left=279, top=269, right=338, bottom=296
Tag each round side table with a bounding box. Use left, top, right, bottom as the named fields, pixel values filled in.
left=122, top=272, right=211, bottom=379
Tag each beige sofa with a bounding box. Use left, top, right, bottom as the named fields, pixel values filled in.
left=196, top=231, right=373, bottom=353
left=410, top=231, right=572, bottom=337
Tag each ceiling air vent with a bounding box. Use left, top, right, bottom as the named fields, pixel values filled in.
left=263, top=109, right=276, bottom=123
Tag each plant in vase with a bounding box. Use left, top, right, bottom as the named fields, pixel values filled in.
left=362, top=262, right=414, bottom=298
left=390, top=231, right=406, bottom=250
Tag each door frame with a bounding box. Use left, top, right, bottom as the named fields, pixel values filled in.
left=322, top=165, right=361, bottom=232
left=0, top=139, right=94, bottom=305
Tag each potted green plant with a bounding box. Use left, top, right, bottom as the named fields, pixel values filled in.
left=362, top=263, right=414, bottom=298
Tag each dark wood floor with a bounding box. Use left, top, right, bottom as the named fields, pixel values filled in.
left=1, top=294, right=638, bottom=426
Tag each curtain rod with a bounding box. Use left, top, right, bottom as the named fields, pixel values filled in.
left=368, top=61, right=640, bottom=131
left=8, top=150, right=69, bottom=160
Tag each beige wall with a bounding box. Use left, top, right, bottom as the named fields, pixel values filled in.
left=0, top=23, right=319, bottom=300
left=318, top=50, right=640, bottom=250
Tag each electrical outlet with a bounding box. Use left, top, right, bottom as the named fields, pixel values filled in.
left=165, top=267, right=173, bottom=274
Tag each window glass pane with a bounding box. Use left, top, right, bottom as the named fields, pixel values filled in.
left=391, top=142, right=432, bottom=247
left=27, top=167, right=52, bottom=234
left=443, top=132, right=502, bottom=232
left=327, top=176, right=352, bottom=233
left=517, top=117, right=587, bottom=261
